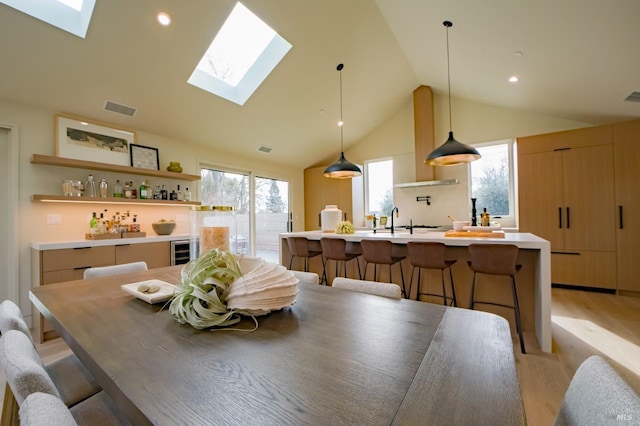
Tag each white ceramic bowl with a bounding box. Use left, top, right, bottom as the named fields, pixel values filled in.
left=452, top=221, right=470, bottom=231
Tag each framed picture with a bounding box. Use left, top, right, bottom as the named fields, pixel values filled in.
left=55, top=115, right=136, bottom=166
left=130, top=143, right=159, bottom=170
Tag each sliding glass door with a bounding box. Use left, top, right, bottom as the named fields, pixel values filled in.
left=201, top=167, right=290, bottom=262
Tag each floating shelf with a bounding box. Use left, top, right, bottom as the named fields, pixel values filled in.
left=30, top=154, right=201, bottom=181
left=31, top=194, right=200, bottom=206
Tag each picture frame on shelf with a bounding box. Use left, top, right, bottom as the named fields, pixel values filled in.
left=55, top=114, right=136, bottom=166
left=130, top=143, right=160, bottom=170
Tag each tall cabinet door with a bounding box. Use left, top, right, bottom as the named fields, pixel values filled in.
left=304, top=166, right=353, bottom=231
left=562, top=145, right=616, bottom=252
left=518, top=150, right=565, bottom=250
left=613, top=120, right=640, bottom=292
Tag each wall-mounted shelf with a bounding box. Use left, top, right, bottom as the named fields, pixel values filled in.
left=394, top=178, right=459, bottom=188
left=30, top=154, right=201, bottom=181
left=31, top=194, right=200, bottom=206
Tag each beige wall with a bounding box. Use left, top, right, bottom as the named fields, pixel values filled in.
left=344, top=91, right=592, bottom=227
left=0, top=99, right=304, bottom=322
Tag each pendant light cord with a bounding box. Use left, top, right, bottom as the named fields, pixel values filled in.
left=338, top=63, right=344, bottom=152
left=444, top=21, right=452, bottom=133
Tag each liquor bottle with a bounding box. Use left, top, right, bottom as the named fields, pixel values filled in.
left=99, top=179, right=108, bottom=198
left=139, top=180, right=148, bottom=200
left=481, top=208, right=490, bottom=226
left=160, top=185, right=168, bottom=200
left=169, top=188, right=178, bottom=200
left=184, top=187, right=192, bottom=202
left=89, top=212, right=98, bottom=234
left=123, top=182, right=132, bottom=199
left=85, top=174, right=97, bottom=198
left=176, top=184, right=184, bottom=201
left=113, top=180, right=123, bottom=198
left=130, top=182, right=137, bottom=199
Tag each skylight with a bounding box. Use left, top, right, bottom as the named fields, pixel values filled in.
left=0, top=0, right=95, bottom=38
left=188, top=2, right=292, bottom=106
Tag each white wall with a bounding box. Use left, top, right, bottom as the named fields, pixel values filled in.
left=345, top=91, right=593, bottom=227
left=0, top=99, right=304, bottom=323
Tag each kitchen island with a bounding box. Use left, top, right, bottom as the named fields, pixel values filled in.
left=280, top=230, right=551, bottom=352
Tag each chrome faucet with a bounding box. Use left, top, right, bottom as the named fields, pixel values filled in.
left=390, top=206, right=399, bottom=234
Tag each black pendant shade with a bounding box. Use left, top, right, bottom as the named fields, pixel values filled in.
left=425, top=131, right=480, bottom=166
left=425, top=21, right=481, bottom=167
left=324, top=63, right=362, bottom=179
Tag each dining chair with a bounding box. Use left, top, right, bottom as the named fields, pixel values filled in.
left=360, top=239, right=406, bottom=297
left=331, top=277, right=402, bottom=299
left=406, top=241, right=457, bottom=306
left=467, top=243, right=525, bottom=353
left=554, top=355, right=640, bottom=425
left=290, top=270, right=320, bottom=285
left=0, top=330, right=130, bottom=426
left=82, top=261, right=148, bottom=279
left=0, top=300, right=101, bottom=407
left=286, top=237, right=322, bottom=273
left=19, top=392, right=78, bottom=426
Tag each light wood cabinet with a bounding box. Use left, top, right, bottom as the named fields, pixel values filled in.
left=33, top=241, right=171, bottom=342
left=304, top=165, right=355, bottom=231
left=518, top=126, right=617, bottom=289
left=613, top=119, right=640, bottom=293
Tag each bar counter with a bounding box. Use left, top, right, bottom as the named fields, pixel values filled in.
left=280, top=230, right=551, bottom=352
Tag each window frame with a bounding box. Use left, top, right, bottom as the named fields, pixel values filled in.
left=467, top=139, right=518, bottom=228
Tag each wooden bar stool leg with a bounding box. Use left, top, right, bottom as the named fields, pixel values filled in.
left=440, top=269, right=448, bottom=306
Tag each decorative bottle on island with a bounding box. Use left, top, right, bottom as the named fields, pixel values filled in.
left=471, top=198, right=478, bottom=226
left=481, top=208, right=490, bottom=226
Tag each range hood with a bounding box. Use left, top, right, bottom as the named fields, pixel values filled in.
left=394, top=85, right=459, bottom=188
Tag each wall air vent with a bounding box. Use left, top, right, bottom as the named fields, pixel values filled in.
left=104, top=100, right=137, bottom=117
left=624, top=91, right=640, bottom=102
left=257, top=145, right=272, bottom=154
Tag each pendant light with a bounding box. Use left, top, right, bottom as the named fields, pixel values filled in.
left=324, top=64, right=362, bottom=179
left=425, top=21, right=481, bottom=167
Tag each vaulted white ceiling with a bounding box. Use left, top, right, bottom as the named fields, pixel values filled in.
left=0, top=0, right=638, bottom=169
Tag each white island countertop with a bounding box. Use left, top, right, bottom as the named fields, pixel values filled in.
left=280, top=230, right=552, bottom=352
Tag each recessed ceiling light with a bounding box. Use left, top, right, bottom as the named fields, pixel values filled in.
left=509, top=76, right=519, bottom=83
left=157, top=12, right=171, bottom=26
left=514, top=51, right=523, bottom=57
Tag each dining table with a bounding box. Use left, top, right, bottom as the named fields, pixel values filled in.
left=29, top=265, right=525, bottom=425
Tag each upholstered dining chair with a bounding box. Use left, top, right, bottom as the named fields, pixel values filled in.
left=0, top=300, right=101, bottom=407
left=19, top=392, right=78, bottom=426
left=0, top=330, right=130, bottom=426
left=83, top=261, right=148, bottom=279
left=290, top=270, right=320, bottom=285
left=554, top=355, right=640, bottom=425
left=332, top=277, right=402, bottom=299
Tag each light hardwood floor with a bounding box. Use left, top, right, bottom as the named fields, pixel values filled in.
left=4, top=287, right=639, bottom=426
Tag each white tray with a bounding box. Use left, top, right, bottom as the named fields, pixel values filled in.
left=121, top=279, right=175, bottom=304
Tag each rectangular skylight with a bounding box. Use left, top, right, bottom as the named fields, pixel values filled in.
left=0, top=0, right=95, bottom=38
left=188, top=2, right=292, bottom=106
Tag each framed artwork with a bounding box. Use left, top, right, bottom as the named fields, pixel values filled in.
left=55, top=114, right=136, bottom=166
left=130, top=143, right=159, bottom=170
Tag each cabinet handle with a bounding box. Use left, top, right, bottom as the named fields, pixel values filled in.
left=619, top=205, right=623, bottom=229
left=73, top=247, right=91, bottom=250
left=558, top=207, right=563, bottom=229
left=566, top=207, right=570, bottom=229
left=318, top=213, right=321, bottom=227
left=343, top=213, right=347, bottom=221
left=73, top=266, right=91, bottom=270
left=116, top=244, right=131, bottom=247
left=551, top=251, right=580, bottom=256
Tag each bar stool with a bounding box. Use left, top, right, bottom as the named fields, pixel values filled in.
left=407, top=242, right=457, bottom=306
left=360, top=239, right=406, bottom=297
left=287, top=237, right=322, bottom=273
left=320, top=238, right=362, bottom=285
left=467, top=243, right=526, bottom=354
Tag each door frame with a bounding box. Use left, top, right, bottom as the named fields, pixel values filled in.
left=1, top=121, right=19, bottom=302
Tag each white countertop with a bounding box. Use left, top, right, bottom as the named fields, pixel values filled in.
left=281, top=230, right=549, bottom=250
left=31, top=234, right=190, bottom=250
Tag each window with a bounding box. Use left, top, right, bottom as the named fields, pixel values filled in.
left=188, top=2, right=292, bottom=105
left=0, top=0, right=96, bottom=38
left=365, top=159, right=394, bottom=218
left=469, top=140, right=517, bottom=227
left=200, top=165, right=290, bottom=262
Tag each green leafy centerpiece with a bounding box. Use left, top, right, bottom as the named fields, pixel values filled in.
left=169, top=249, right=298, bottom=330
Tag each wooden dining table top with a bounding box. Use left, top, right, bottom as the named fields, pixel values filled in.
left=30, top=266, right=525, bottom=426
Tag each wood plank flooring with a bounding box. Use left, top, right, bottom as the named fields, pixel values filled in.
left=2, top=287, right=639, bottom=426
